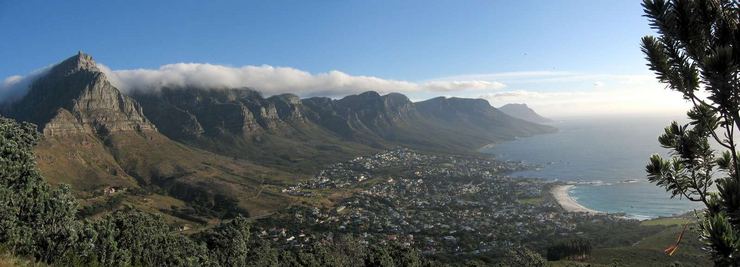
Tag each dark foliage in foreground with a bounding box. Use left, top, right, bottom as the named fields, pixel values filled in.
left=641, top=0, right=740, bottom=265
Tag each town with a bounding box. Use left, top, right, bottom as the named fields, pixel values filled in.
left=259, top=148, right=635, bottom=258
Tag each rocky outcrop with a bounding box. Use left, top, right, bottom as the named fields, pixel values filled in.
left=268, top=94, right=306, bottom=123
left=4, top=52, right=156, bottom=136
left=131, top=88, right=307, bottom=140
left=302, top=91, right=417, bottom=140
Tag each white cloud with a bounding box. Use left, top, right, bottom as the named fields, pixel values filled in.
left=437, top=71, right=658, bottom=87
left=0, top=62, right=693, bottom=117
left=0, top=66, right=51, bottom=103
left=438, top=71, right=576, bottom=81
left=421, top=80, right=505, bottom=92
left=99, top=63, right=503, bottom=98
left=428, top=70, right=691, bottom=117
left=481, top=87, right=691, bottom=117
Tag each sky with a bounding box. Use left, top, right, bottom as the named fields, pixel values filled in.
left=0, top=0, right=692, bottom=117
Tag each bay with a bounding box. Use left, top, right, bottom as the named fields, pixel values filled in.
left=481, top=115, right=705, bottom=219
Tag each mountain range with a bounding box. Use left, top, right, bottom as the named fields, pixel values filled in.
left=0, top=52, right=555, bottom=220
left=499, top=103, right=553, bottom=124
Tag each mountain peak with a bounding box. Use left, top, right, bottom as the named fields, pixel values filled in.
left=499, top=103, right=552, bottom=124
left=56, top=51, right=99, bottom=74
left=357, top=91, right=381, bottom=98
left=3, top=51, right=156, bottom=135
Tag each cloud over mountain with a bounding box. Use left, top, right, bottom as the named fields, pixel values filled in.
left=0, top=66, right=50, bottom=103
left=99, top=63, right=503, bottom=98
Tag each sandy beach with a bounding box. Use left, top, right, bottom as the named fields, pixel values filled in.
left=551, top=185, right=602, bottom=214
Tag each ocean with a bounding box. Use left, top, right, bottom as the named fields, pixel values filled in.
left=481, top=115, right=706, bottom=220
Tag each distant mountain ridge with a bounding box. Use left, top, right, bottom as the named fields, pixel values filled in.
left=498, top=103, right=553, bottom=124
left=131, top=85, right=555, bottom=167
left=0, top=52, right=556, bottom=219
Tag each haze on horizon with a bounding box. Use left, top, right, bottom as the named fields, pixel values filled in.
left=0, top=1, right=691, bottom=117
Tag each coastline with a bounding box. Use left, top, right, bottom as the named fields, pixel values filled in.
left=551, top=184, right=602, bottom=214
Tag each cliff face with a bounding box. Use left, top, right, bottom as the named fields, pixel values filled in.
left=5, top=52, right=155, bottom=136
left=302, top=92, right=418, bottom=141
left=131, top=86, right=556, bottom=155
left=131, top=88, right=307, bottom=140
left=129, top=87, right=358, bottom=172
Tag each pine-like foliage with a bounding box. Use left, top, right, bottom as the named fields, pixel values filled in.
left=641, top=0, right=740, bottom=265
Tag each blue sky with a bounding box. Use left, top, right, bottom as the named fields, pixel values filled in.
left=0, top=1, right=689, bottom=116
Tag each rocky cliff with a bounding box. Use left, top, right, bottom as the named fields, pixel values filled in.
left=302, top=92, right=417, bottom=142
left=130, top=87, right=308, bottom=140
left=131, top=85, right=556, bottom=159
left=5, top=52, right=156, bottom=136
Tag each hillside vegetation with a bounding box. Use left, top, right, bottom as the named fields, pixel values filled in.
left=0, top=116, right=445, bottom=266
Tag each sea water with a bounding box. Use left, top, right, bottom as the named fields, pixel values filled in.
left=481, top=115, right=705, bottom=219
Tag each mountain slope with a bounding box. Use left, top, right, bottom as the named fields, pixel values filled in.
left=304, top=93, right=557, bottom=151
left=132, top=87, right=556, bottom=170
left=1, top=53, right=293, bottom=219
left=414, top=97, right=556, bottom=149
left=302, top=92, right=419, bottom=145
left=498, top=103, right=553, bottom=124
left=130, top=87, right=376, bottom=173
left=5, top=52, right=155, bottom=190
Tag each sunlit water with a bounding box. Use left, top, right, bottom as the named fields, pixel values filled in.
left=482, top=115, right=706, bottom=220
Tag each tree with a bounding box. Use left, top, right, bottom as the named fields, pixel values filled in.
left=545, top=239, right=592, bottom=261
left=640, top=0, right=739, bottom=265
left=503, top=246, right=547, bottom=267
left=196, top=215, right=251, bottom=266
left=245, top=240, right=280, bottom=266
left=78, top=209, right=211, bottom=266
left=0, top=117, right=80, bottom=263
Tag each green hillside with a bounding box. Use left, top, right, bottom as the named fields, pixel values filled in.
left=552, top=217, right=710, bottom=266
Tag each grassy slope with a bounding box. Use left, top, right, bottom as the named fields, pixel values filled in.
left=35, top=130, right=300, bottom=222
left=106, top=131, right=300, bottom=217
left=553, top=218, right=711, bottom=266
left=35, top=134, right=138, bottom=195
left=185, top=124, right=378, bottom=175
left=0, top=251, right=46, bottom=267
